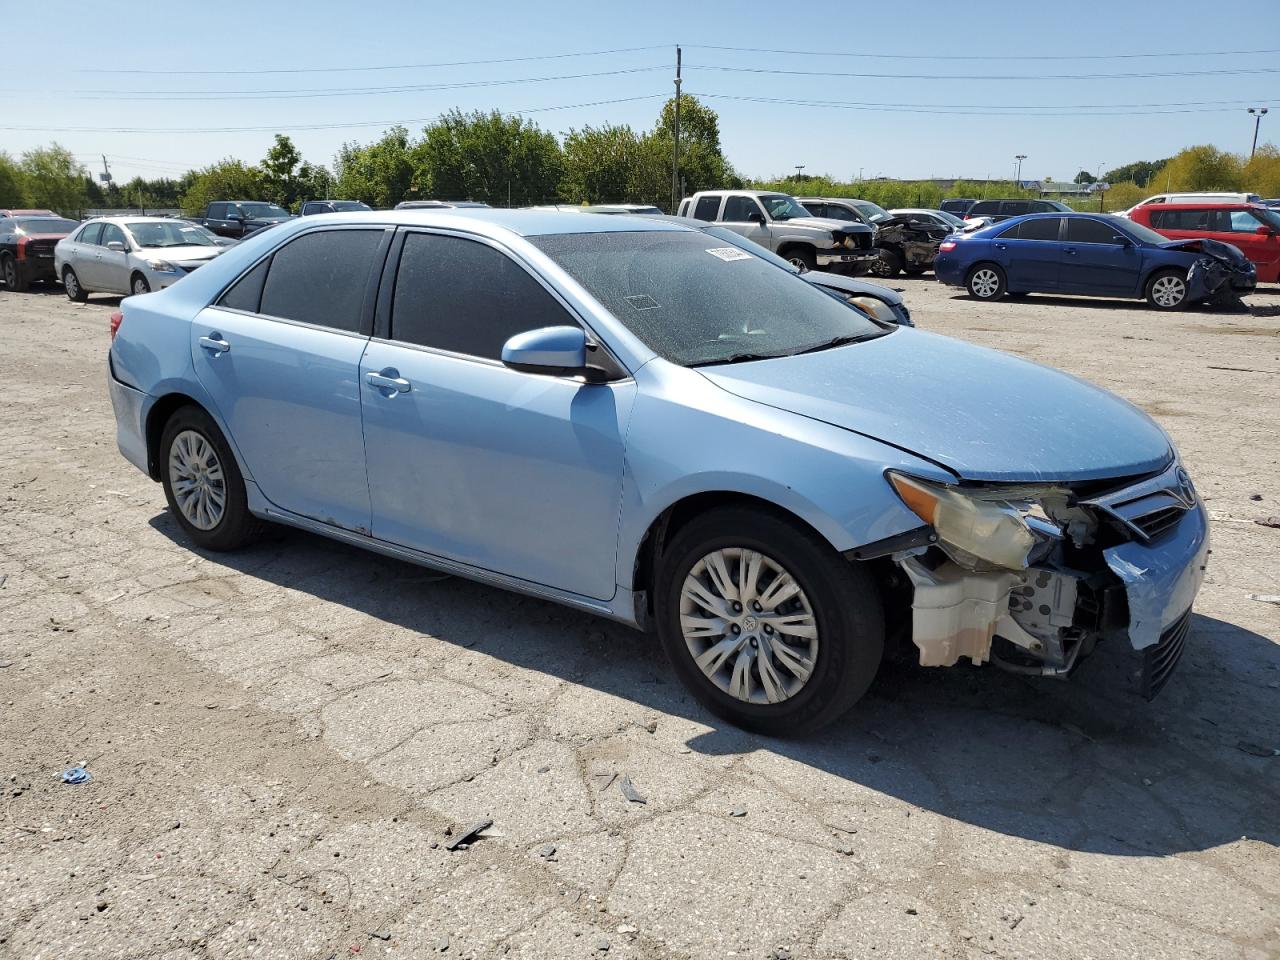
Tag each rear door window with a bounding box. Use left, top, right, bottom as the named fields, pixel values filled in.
left=968, top=201, right=997, bottom=216
left=1001, top=201, right=1032, bottom=217
left=390, top=232, right=576, bottom=360
left=80, top=222, right=104, bottom=245
left=258, top=229, right=384, bottom=333
left=692, top=196, right=721, bottom=221
left=1009, top=217, right=1061, bottom=241
left=823, top=205, right=860, bottom=222
left=1066, top=218, right=1123, bottom=244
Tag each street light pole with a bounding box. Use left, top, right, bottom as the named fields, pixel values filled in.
left=1248, top=107, right=1268, bottom=158
left=670, top=46, right=682, bottom=213
left=1014, top=154, right=1027, bottom=187
left=794, top=164, right=805, bottom=181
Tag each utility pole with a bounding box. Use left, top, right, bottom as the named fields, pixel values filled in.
left=794, top=164, right=805, bottom=180
left=670, top=45, right=682, bottom=213
left=1248, top=107, right=1268, bottom=157
left=1014, top=154, right=1027, bottom=187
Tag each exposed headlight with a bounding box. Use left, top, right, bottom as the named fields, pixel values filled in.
left=146, top=259, right=179, bottom=273
left=846, top=295, right=898, bottom=325
left=887, top=472, right=1062, bottom=570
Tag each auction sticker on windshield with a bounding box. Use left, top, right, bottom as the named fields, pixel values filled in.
left=705, top=246, right=753, bottom=262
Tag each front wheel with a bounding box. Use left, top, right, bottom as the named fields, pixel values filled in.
left=160, top=406, right=261, bottom=551
left=131, top=273, right=151, bottom=296
left=62, top=266, right=87, bottom=302
left=2, top=255, right=29, bottom=292
left=967, top=263, right=1006, bottom=300
left=782, top=247, right=816, bottom=272
left=655, top=507, right=884, bottom=736
left=1145, top=269, right=1189, bottom=310
left=870, top=248, right=902, bottom=278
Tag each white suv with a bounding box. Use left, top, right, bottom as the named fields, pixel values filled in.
left=1121, top=191, right=1263, bottom=218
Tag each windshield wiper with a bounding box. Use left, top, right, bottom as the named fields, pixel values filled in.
left=688, top=351, right=785, bottom=368
left=789, top=332, right=883, bottom=356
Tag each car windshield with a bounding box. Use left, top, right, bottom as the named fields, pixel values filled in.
left=850, top=200, right=892, bottom=224
left=700, top=224, right=799, bottom=272
left=238, top=202, right=289, bottom=218
left=14, top=217, right=78, bottom=233
left=934, top=210, right=968, bottom=228
left=127, top=221, right=219, bottom=248
left=1252, top=206, right=1280, bottom=230
left=1122, top=219, right=1179, bottom=245
left=530, top=230, right=889, bottom=367
left=759, top=195, right=811, bottom=221
left=329, top=201, right=371, bottom=212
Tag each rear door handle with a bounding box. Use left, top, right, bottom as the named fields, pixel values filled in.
left=199, top=335, right=231, bottom=354
left=1064, top=247, right=1078, bottom=255
left=366, top=370, right=411, bottom=394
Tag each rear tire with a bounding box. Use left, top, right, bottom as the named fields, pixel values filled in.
left=2, top=255, right=29, bottom=292
left=1145, top=269, right=1189, bottom=310
left=160, top=405, right=262, bottom=552
left=62, top=266, right=87, bottom=303
left=655, top=506, right=885, bottom=736
left=966, top=263, right=1006, bottom=300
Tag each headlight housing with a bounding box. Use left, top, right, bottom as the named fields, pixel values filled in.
left=846, top=295, right=898, bottom=325
left=146, top=259, right=178, bottom=273
left=888, top=472, right=1062, bottom=571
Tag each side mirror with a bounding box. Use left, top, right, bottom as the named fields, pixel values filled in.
left=106, top=240, right=126, bottom=252
left=229, top=212, right=246, bottom=222
left=502, top=326, right=587, bottom=377
left=1256, top=224, right=1275, bottom=236
left=1112, top=235, right=1133, bottom=247
left=748, top=211, right=766, bottom=225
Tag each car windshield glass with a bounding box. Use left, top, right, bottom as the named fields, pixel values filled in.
left=1252, top=206, right=1280, bottom=230
left=127, top=221, right=219, bottom=248
left=530, top=230, right=889, bottom=367
left=1125, top=219, right=1178, bottom=245
left=700, top=224, right=799, bottom=273
left=759, top=195, right=811, bottom=221
left=14, top=218, right=78, bottom=233
left=238, top=203, right=289, bottom=218
left=851, top=200, right=892, bottom=224
left=935, top=211, right=967, bottom=228
left=329, top=201, right=371, bottom=211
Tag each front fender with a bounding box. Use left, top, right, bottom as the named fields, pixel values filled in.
left=614, top=362, right=954, bottom=590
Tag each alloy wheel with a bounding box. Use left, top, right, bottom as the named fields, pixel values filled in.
left=168, top=429, right=226, bottom=530
left=679, top=547, right=819, bottom=705
left=3, top=259, right=15, bottom=288
left=132, top=275, right=150, bottom=296
left=64, top=270, right=78, bottom=297
left=970, top=268, right=1001, bottom=298
left=1151, top=275, right=1186, bottom=307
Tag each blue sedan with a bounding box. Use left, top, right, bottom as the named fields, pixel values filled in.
left=934, top=212, right=1256, bottom=309
left=108, top=210, right=1208, bottom=733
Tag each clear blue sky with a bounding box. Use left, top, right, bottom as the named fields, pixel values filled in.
left=5, top=0, right=1278, bottom=186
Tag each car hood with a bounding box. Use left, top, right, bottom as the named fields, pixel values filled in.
left=698, top=328, right=1173, bottom=483
left=778, top=216, right=873, bottom=236
left=804, top=272, right=903, bottom=306
left=137, top=245, right=223, bottom=262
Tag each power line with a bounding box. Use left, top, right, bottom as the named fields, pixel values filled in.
left=686, top=43, right=1280, bottom=61
left=52, top=66, right=668, bottom=102
left=77, top=44, right=671, bottom=75
left=0, top=94, right=668, bottom=135
left=686, top=63, right=1280, bottom=81
left=690, top=92, right=1279, bottom=116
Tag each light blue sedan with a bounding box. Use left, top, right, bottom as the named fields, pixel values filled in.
left=107, top=210, right=1208, bottom=733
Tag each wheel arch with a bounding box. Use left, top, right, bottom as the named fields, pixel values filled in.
left=775, top=240, right=816, bottom=260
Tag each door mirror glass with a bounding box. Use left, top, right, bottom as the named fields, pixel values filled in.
left=106, top=240, right=126, bottom=252
left=1257, top=224, right=1274, bottom=235
left=501, top=325, right=587, bottom=376
left=748, top=211, right=766, bottom=225
left=1112, top=235, right=1133, bottom=246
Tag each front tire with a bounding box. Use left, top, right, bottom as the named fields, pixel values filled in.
left=1145, top=269, right=1189, bottom=310
left=655, top=507, right=884, bottom=736
left=782, top=247, right=816, bottom=272
left=131, top=273, right=151, bottom=296
left=160, top=406, right=261, bottom=551
left=966, top=263, right=1006, bottom=300
left=2, top=255, right=29, bottom=292
left=62, top=266, right=87, bottom=302
left=870, top=247, right=902, bottom=278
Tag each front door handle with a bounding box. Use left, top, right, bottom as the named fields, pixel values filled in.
left=1063, top=247, right=1078, bottom=256
left=366, top=370, right=411, bottom=394
left=199, top=335, right=231, bottom=354
left=994, top=242, right=1008, bottom=250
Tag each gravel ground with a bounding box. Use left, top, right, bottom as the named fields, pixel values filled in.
left=1, top=276, right=1278, bottom=960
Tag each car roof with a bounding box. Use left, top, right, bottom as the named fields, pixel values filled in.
left=689, top=189, right=780, bottom=198
left=266, top=208, right=690, bottom=238
left=1145, top=201, right=1264, bottom=209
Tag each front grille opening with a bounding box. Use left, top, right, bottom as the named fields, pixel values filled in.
left=1133, top=505, right=1186, bottom=541
left=1141, top=610, right=1192, bottom=699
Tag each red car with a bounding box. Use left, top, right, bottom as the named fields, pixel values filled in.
left=0, top=208, right=57, bottom=218
left=1130, top=202, right=1280, bottom=283
left=0, top=215, right=80, bottom=291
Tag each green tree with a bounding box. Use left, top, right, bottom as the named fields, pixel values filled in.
left=0, top=152, right=25, bottom=208
left=561, top=123, right=641, bottom=203
left=1073, top=170, right=1097, bottom=184
left=260, top=134, right=305, bottom=207
left=334, top=126, right=415, bottom=207
left=297, top=161, right=334, bottom=207
left=654, top=94, right=735, bottom=199
left=19, top=144, right=88, bottom=216
left=179, top=159, right=264, bottom=214
left=1149, top=145, right=1243, bottom=193
left=1242, top=143, right=1280, bottom=198
left=412, top=109, right=562, bottom=205
left=1103, top=159, right=1168, bottom=188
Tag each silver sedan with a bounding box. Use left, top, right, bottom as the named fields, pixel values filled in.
left=55, top=217, right=229, bottom=300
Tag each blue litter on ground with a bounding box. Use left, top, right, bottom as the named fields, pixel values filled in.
left=61, top=767, right=91, bottom=785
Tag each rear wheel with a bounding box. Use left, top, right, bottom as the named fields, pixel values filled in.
left=1145, top=269, right=1188, bottom=310
left=655, top=506, right=884, bottom=736
left=966, top=263, right=1006, bottom=300
left=160, top=406, right=261, bottom=551
left=62, top=266, right=87, bottom=302
left=130, top=273, right=151, bottom=296
left=2, top=255, right=29, bottom=292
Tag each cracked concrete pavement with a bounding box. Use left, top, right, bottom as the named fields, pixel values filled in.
left=1, top=279, right=1278, bottom=959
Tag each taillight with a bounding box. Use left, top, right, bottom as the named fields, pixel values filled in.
left=109, top=310, right=123, bottom=339
left=939, top=240, right=957, bottom=252
left=15, top=236, right=28, bottom=261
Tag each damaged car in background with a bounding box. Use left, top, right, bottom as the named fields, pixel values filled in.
left=935, top=212, right=1256, bottom=309
left=108, top=210, right=1209, bottom=736
left=798, top=197, right=951, bottom=277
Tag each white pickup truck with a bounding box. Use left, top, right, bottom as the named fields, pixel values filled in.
left=677, top=190, right=878, bottom=275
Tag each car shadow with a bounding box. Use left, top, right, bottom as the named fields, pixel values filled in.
left=147, top=512, right=1280, bottom=858
left=947, top=291, right=1253, bottom=314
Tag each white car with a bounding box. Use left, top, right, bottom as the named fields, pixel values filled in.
left=55, top=217, right=228, bottom=300
left=1119, top=191, right=1263, bottom=219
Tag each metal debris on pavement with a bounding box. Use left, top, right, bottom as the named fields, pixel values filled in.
left=537, top=843, right=557, bottom=861
left=729, top=806, right=748, bottom=817
left=618, top=776, right=646, bottom=804
left=444, top=818, right=493, bottom=851
left=1247, top=594, right=1280, bottom=605
left=60, top=766, right=91, bottom=785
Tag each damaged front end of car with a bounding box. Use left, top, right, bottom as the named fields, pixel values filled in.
left=1166, top=237, right=1257, bottom=302
left=881, top=462, right=1209, bottom=698
left=874, top=217, right=952, bottom=271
